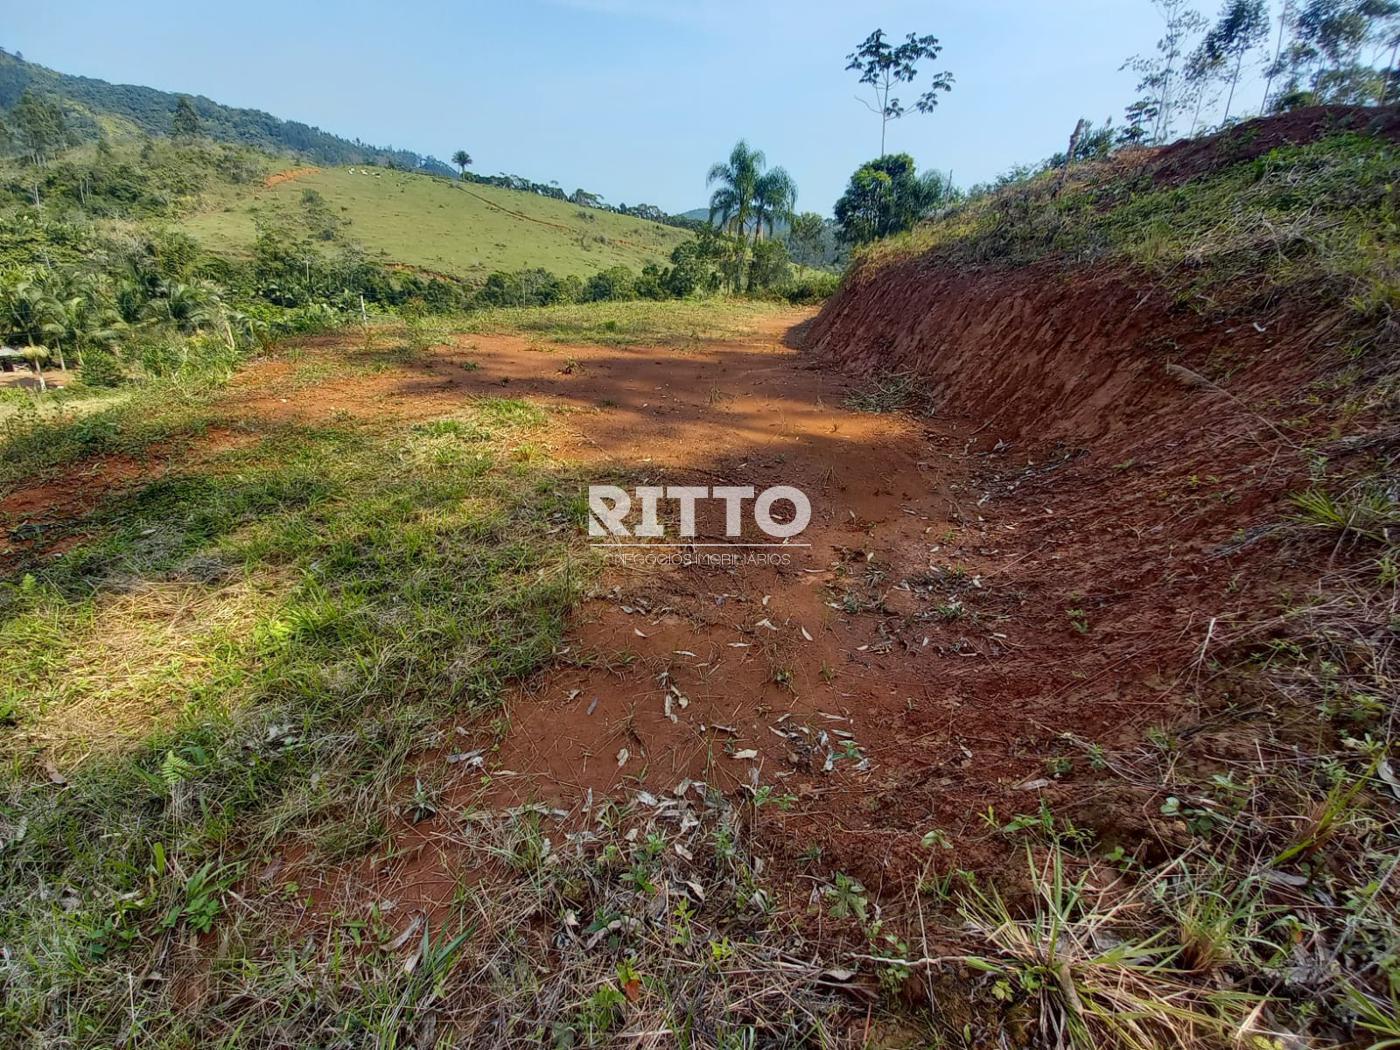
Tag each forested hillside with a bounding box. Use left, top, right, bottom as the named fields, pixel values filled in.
left=0, top=49, right=453, bottom=175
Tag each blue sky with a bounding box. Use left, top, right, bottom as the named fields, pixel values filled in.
left=5, top=0, right=1272, bottom=215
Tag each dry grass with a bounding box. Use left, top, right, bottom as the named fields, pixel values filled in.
left=2, top=573, right=287, bottom=762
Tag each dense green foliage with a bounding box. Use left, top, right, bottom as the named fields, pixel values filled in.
left=834, top=153, right=956, bottom=245
left=1, top=135, right=267, bottom=217
left=0, top=131, right=811, bottom=394
left=0, top=89, right=831, bottom=397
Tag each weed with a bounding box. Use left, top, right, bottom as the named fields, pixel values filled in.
left=826, top=873, right=869, bottom=922
left=1291, top=485, right=1398, bottom=545
left=959, top=849, right=1259, bottom=1049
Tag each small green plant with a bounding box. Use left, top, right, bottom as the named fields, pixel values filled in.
left=1291, top=486, right=1397, bottom=544
left=1146, top=725, right=1178, bottom=753
left=162, top=862, right=233, bottom=935
left=752, top=785, right=796, bottom=810
left=1045, top=755, right=1074, bottom=778
left=621, top=860, right=657, bottom=894
left=825, top=873, right=869, bottom=922
left=407, top=778, right=439, bottom=823
left=1002, top=799, right=1094, bottom=848
left=578, top=983, right=627, bottom=1038
left=936, top=599, right=965, bottom=621
left=921, top=828, right=953, bottom=850
left=1159, top=795, right=1220, bottom=837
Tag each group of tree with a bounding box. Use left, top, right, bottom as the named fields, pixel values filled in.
left=471, top=227, right=826, bottom=310
left=0, top=179, right=824, bottom=391
left=832, top=153, right=957, bottom=246
left=0, top=230, right=264, bottom=389
left=0, top=89, right=76, bottom=168
left=705, top=140, right=799, bottom=291
left=785, top=211, right=842, bottom=268
left=171, top=95, right=201, bottom=139
left=0, top=130, right=266, bottom=214
left=1121, top=0, right=1400, bottom=146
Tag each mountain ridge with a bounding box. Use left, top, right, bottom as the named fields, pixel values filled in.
left=0, top=48, right=456, bottom=176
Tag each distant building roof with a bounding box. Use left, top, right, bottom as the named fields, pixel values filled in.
left=0, top=347, right=25, bottom=358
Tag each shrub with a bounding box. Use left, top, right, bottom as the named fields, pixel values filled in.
left=76, top=349, right=127, bottom=388
left=584, top=265, right=637, bottom=302
left=784, top=271, right=841, bottom=304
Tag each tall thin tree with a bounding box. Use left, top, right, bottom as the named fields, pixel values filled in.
left=1201, top=0, right=1271, bottom=120
left=845, top=30, right=954, bottom=155
left=1122, top=0, right=1208, bottom=144
left=1262, top=0, right=1300, bottom=110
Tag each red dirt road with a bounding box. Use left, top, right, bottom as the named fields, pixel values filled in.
left=4, top=302, right=1316, bottom=925
left=267, top=302, right=1309, bottom=920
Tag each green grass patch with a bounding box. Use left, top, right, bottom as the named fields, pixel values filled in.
left=0, top=390, right=598, bottom=1044
left=860, top=133, right=1400, bottom=326
left=451, top=297, right=791, bottom=348
left=0, top=385, right=219, bottom=495
left=183, top=166, right=690, bottom=279
left=0, top=338, right=251, bottom=494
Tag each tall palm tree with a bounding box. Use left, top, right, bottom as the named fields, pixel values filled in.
left=751, top=168, right=798, bottom=246
left=55, top=288, right=125, bottom=367
left=451, top=150, right=472, bottom=177
left=707, top=141, right=765, bottom=291
left=749, top=168, right=798, bottom=292
left=707, top=140, right=764, bottom=236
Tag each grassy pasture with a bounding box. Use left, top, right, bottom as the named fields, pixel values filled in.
left=184, top=166, right=691, bottom=279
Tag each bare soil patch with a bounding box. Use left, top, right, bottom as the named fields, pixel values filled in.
left=225, top=293, right=1328, bottom=944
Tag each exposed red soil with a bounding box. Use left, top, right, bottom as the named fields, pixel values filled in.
left=0, top=454, right=155, bottom=562
left=228, top=269, right=1367, bottom=937
left=14, top=273, right=1369, bottom=981
left=262, top=165, right=320, bottom=188
left=0, top=426, right=259, bottom=563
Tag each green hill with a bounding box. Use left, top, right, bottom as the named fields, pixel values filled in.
left=0, top=50, right=692, bottom=279
left=184, top=165, right=691, bottom=279
left=0, top=49, right=453, bottom=174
